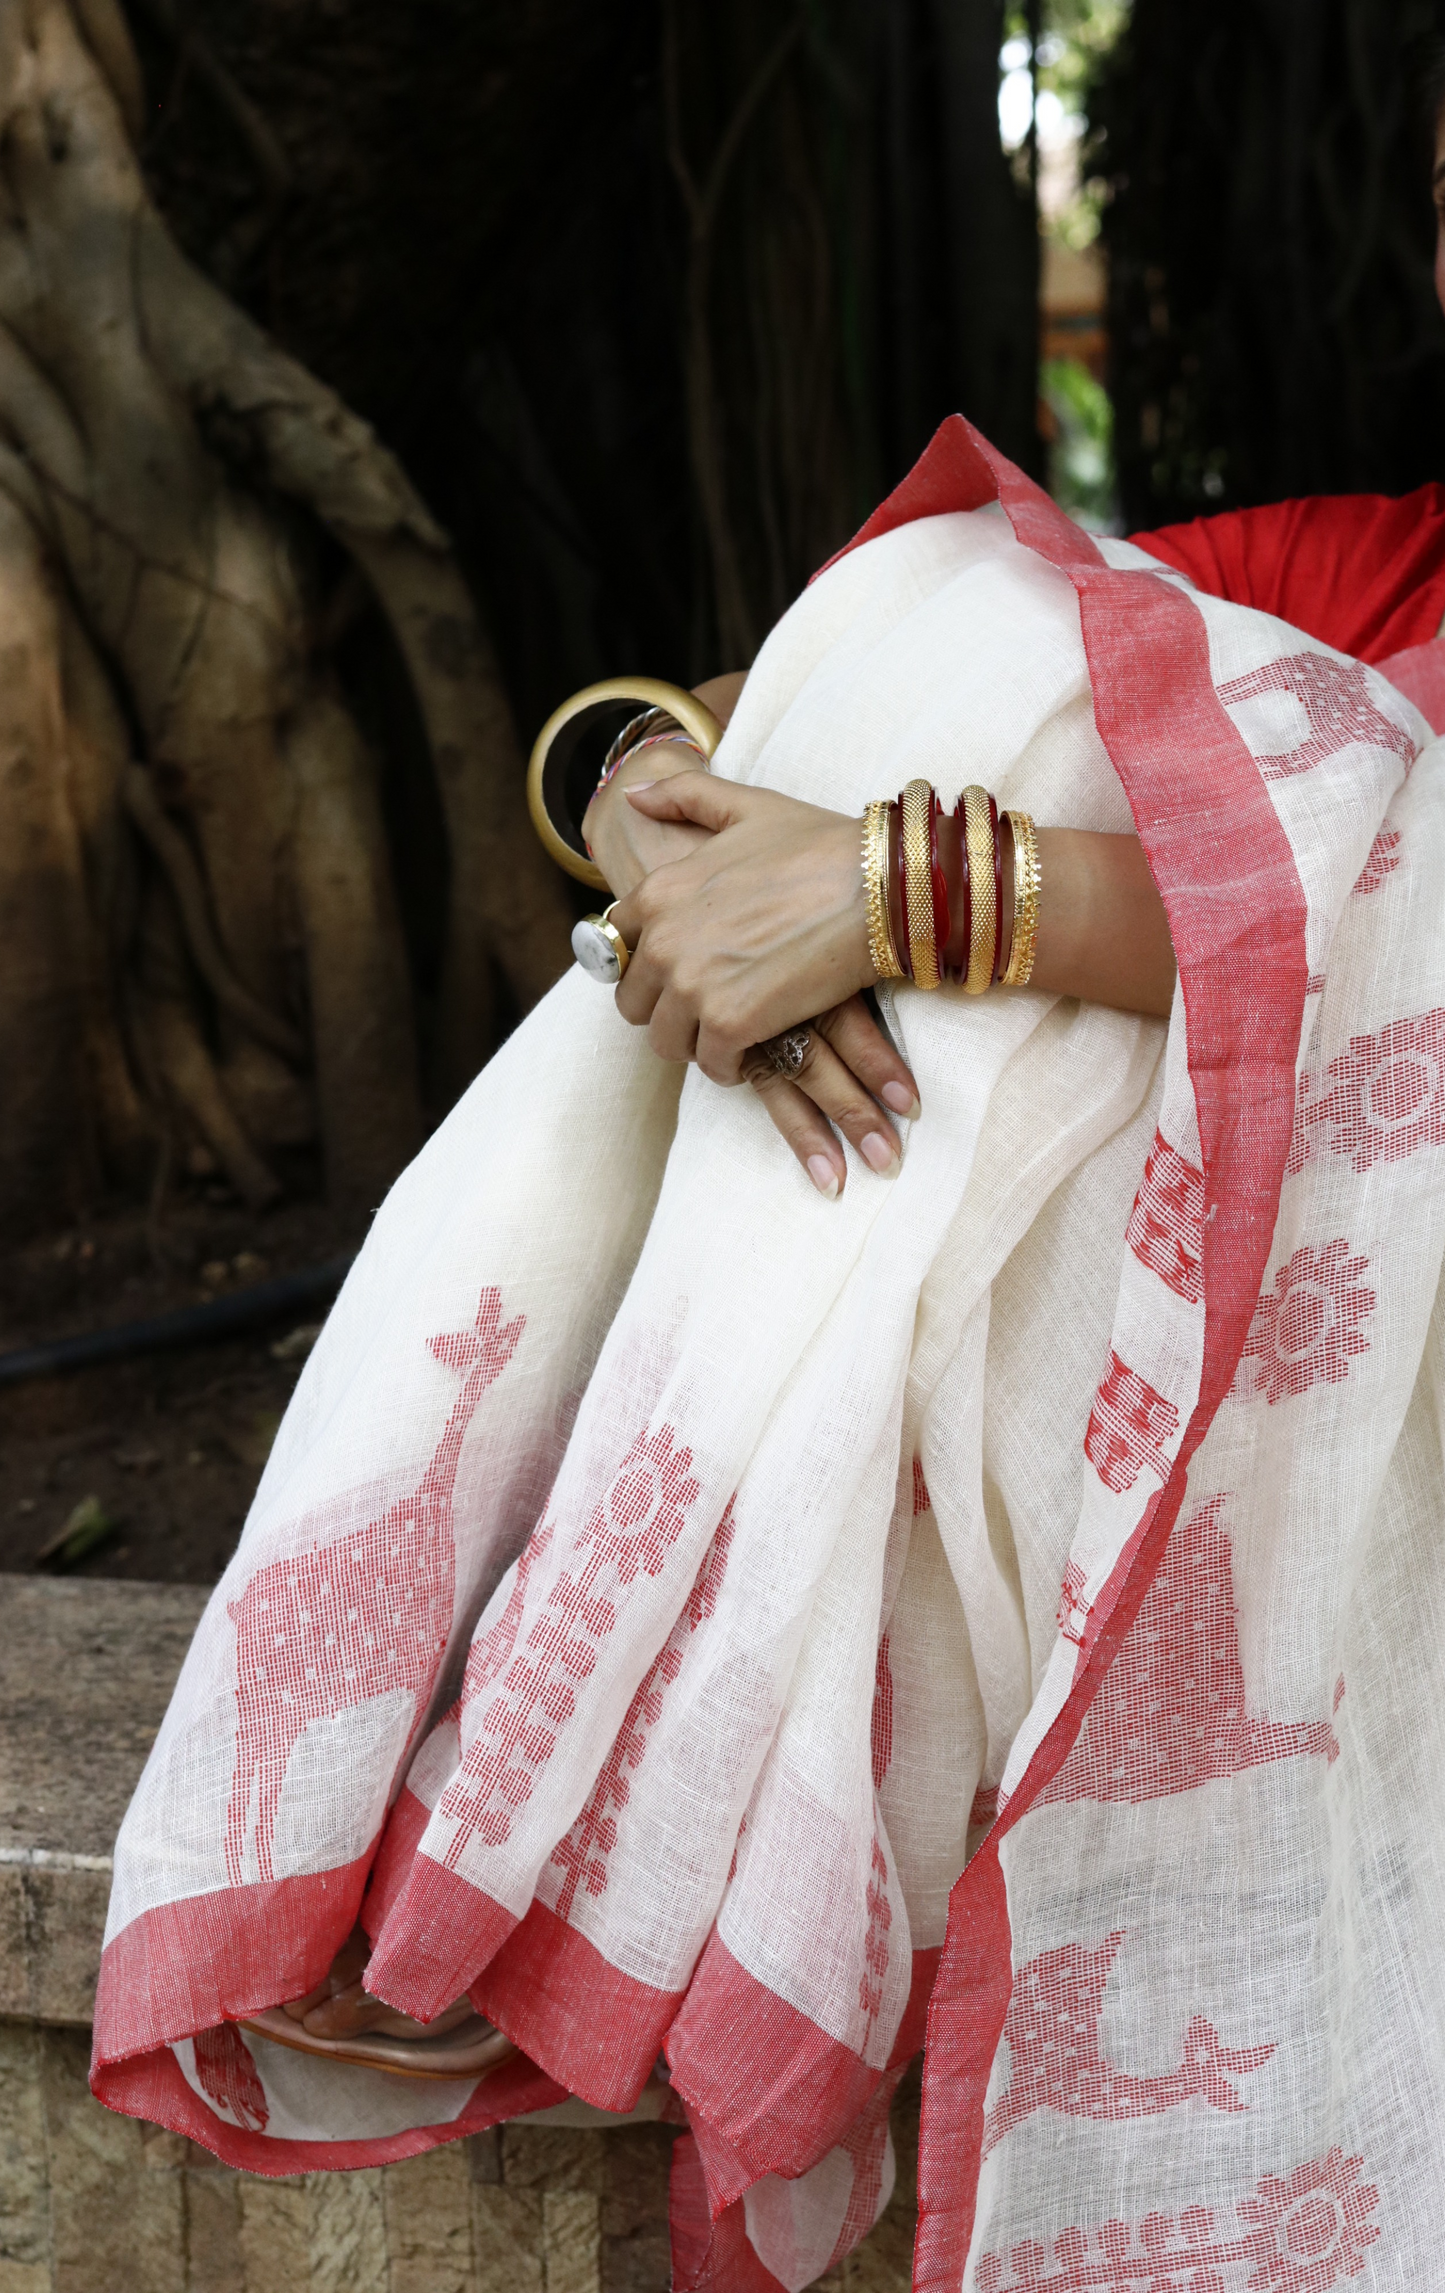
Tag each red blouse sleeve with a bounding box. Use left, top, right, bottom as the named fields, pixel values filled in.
left=1129, top=487, right=1445, bottom=665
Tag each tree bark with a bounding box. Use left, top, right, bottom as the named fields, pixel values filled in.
left=0, top=0, right=572, bottom=1231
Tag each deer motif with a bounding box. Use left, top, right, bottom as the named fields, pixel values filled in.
left=193, top=2024, right=268, bottom=2132
left=224, top=1288, right=525, bottom=1885
left=983, top=1930, right=1275, bottom=2154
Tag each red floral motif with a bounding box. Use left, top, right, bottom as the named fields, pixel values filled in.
left=1216, top=651, right=1418, bottom=781
left=1040, top=1498, right=1337, bottom=1807
left=1085, top=1354, right=1181, bottom=1495
left=983, top=1930, right=1274, bottom=2154
left=1353, top=826, right=1402, bottom=895
left=1126, top=1130, right=1205, bottom=1304
left=1238, top=2148, right=1382, bottom=2291
left=224, top=1289, right=524, bottom=1884
left=871, top=1634, right=894, bottom=1790
left=976, top=2148, right=1379, bottom=2291
left=194, top=2024, right=268, bottom=2132
left=548, top=1501, right=733, bottom=1920
left=437, top=1424, right=701, bottom=1864
left=1291, top=1009, right=1445, bottom=1176
left=1237, top=1242, right=1375, bottom=1406
left=858, top=1835, right=893, bottom=2025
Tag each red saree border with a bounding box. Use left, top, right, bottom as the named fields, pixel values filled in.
left=667, top=1938, right=941, bottom=2204
left=91, top=2033, right=565, bottom=2177
left=671, top=2134, right=789, bottom=2293
left=475, top=1896, right=684, bottom=2112
left=361, top=1852, right=518, bottom=2020
left=91, top=1848, right=377, bottom=2068
left=827, top=416, right=1309, bottom=2289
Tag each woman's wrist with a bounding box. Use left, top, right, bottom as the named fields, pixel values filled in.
left=583, top=745, right=710, bottom=895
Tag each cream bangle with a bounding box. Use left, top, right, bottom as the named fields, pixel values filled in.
left=1001, top=811, right=1041, bottom=988
left=960, top=785, right=996, bottom=995
left=899, top=779, right=941, bottom=989
left=863, top=802, right=905, bottom=980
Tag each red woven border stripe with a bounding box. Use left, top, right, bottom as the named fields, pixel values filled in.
left=670, top=2135, right=789, bottom=2293
left=92, top=1849, right=376, bottom=2067
left=476, top=1897, right=684, bottom=2113
left=829, top=416, right=1308, bottom=2290
left=91, top=2034, right=566, bottom=2177
left=362, top=1852, right=518, bottom=2021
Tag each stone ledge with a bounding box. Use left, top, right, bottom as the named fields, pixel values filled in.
left=0, top=1576, right=208, bottom=2023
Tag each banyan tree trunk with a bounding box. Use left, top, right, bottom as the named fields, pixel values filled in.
left=0, top=0, right=573, bottom=1232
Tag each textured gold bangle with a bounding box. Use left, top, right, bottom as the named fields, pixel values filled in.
left=862, top=802, right=905, bottom=980
left=960, top=785, right=996, bottom=995
left=899, top=779, right=941, bottom=989
left=1001, top=810, right=1041, bottom=988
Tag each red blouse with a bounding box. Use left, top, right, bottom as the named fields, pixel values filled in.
left=1130, top=487, right=1445, bottom=666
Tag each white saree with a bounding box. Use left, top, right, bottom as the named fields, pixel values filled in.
left=93, top=422, right=1445, bottom=2293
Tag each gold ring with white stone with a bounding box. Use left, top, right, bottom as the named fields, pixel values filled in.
left=571, top=901, right=632, bottom=985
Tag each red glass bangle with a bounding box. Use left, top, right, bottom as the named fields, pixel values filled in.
left=950, top=795, right=972, bottom=985
left=894, top=794, right=912, bottom=978
left=989, top=795, right=1004, bottom=984
left=935, top=788, right=958, bottom=967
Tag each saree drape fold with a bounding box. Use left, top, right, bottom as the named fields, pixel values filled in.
left=92, top=421, right=1445, bottom=2293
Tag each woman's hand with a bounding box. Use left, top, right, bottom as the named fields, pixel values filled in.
left=589, top=706, right=920, bottom=1197
left=737, top=995, right=919, bottom=1196
left=609, top=776, right=877, bottom=1078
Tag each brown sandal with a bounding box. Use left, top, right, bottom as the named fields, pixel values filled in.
left=241, top=2003, right=518, bottom=2081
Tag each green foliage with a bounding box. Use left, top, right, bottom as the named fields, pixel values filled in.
left=1042, top=355, right=1116, bottom=526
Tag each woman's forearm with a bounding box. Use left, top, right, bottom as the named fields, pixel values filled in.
left=1027, top=829, right=1176, bottom=1019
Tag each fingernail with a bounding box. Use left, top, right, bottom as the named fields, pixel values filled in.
left=881, top=1082, right=921, bottom=1118
left=807, top=1155, right=841, bottom=1199
left=861, top=1131, right=899, bottom=1173
left=624, top=779, right=657, bottom=793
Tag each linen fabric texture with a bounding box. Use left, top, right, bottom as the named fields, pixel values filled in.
left=92, top=420, right=1445, bottom=2293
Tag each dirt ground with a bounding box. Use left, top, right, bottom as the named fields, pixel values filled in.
left=0, top=1187, right=367, bottom=1586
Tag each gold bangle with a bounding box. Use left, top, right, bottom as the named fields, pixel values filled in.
left=527, top=677, right=723, bottom=888
left=1001, top=811, right=1041, bottom=988
left=899, top=779, right=941, bottom=989
left=960, top=786, right=996, bottom=995
left=863, top=801, right=905, bottom=980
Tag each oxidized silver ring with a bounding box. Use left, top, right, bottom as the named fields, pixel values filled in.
left=571, top=902, right=630, bottom=985
left=762, top=1027, right=812, bottom=1078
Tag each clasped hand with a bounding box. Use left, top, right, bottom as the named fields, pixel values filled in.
left=586, top=758, right=919, bottom=1197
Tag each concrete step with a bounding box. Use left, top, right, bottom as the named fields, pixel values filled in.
left=1, top=1575, right=208, bottom=2023
left=0, top=1574, right=918, bottom=2288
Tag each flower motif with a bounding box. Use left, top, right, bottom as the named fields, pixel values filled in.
left=1292, top=1010, right=1445, bottom=1175
left=599, top=1424, right=701, bottom=1580
left=1238, top=2147, right=1381, bottom=2291
left=1238, top=1242, right=1375, bottom=1405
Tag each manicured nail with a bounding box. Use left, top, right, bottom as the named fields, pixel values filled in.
left=624, top=779, right=657, bottom=794
left=881, top=1081, right=921, bottom=1118
left=860, top=1131, right=898, bottom=1174
left=807, top=1155, right=841, bottom=1199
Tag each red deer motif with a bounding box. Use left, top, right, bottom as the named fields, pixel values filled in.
left=194, top=2023, right=268, bottom=2132
left=1040, top=1499, right=1336, bottom=1807
left=1125, top=1129, right=1205, bottom=1304
left=224, top=1289, right=525, bottom=1884
left=983, top=1930, right=1275, bottom=2155
left=1084, top=1353, right=1181, bottom=1495
left=1216, top=651, right=1419, bottom=780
